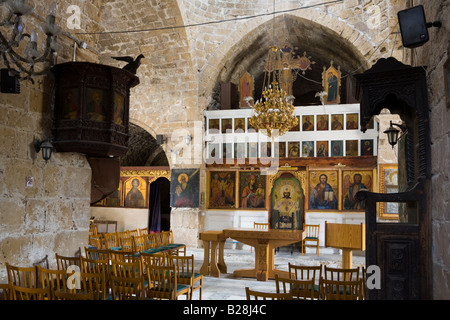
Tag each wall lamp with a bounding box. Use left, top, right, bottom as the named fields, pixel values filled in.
left=34, top=138, right=53, bottom=162
left=384, top=121, right=407, bottom=148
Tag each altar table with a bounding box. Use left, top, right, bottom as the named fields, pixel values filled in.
left=199, top=230, right=227, bottom=277
left=200, top=228, right=304, bottom=281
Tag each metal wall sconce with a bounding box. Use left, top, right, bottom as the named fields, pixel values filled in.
left=0, top=1, right=61, bottom=83
left=384, top=121, right=407, bottom=148
left=34, top=139, right=53, bottom=162
left=185, top=134, right=192, bottom=145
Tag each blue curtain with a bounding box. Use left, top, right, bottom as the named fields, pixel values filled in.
left=149, top=178, right=161, bottom=232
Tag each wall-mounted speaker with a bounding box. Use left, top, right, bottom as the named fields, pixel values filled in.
left=397, top=5, right=429, bottom=49
left=0, top=69, right=20, bottom=94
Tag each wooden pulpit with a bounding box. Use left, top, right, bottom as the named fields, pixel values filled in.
left=325, top=221, right=365, bottom=269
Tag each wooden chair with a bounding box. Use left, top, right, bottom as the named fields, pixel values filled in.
left=10, top=284, right=51, bottom=300
left=110, top=260, right=145, bottom=300
left=6, top=263, right=38, bottom=289
left=128, top=229, right=139, bottom=237
left=89, top=234, right=103, bottom=248
left=79, top=257, right=110, bottom=290
left=37, top=266, right=73, bottom=300
left=119, top=237, right=135, bottom=252
left=275, top=275, right=316, bottom=300
left=153, top=232, right=163, bottom=247
left=78, top=272, right=108, bottom=300
left=302, top=224, right=320, bottom=256
left=84, top=247, right=110, bottom=260
left=139, top=227, right=148, bottom=235
left=109, top=249, right=140, bottom=263
left=133, top=234, right=147, bottom=252
left=103, top=232, right=118, bottom=249
left=89, top=223, right=98, bottom=236
left=55, top=253, right=81, bottom=271
left=288, top=263, right=322, bottom=299
left=276, top=213, right=295, bottom=254
left=169, top=254, right=203, bottom=300
left=144, top=233, right=158, bottom=250
left=320, top=278, right=365, bottom=300
left=251, top=222, right=270, bottom=253
left=116, top=231, right=130, bottom=247
left=0, top=283, right=11, bottom=300
left=323, top=265, right=361, bottom=281
left=245, top=287, right=292, bottom=300
left=145, top=264, right=190, bottom=300
left=53, top=290, right=95, bottom=300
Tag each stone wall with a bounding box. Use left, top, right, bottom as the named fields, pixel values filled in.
left=414, top=0, right=450, bottom=300
left=0, top=0, right=104, bottom=281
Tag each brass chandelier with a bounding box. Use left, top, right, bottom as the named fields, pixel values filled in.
left=248, top=45, right=298, bottom=138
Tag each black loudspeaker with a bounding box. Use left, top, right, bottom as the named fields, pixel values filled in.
left=0, top=69, right=20, bottom=94
left=156, top=134, right=164, bottom=145
left=397, top=5, right=429, bottom=49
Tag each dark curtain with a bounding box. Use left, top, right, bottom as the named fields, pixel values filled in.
left=148, top=179, right=161, bottom=232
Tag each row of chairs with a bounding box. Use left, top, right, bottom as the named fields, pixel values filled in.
left=89, top=227, right=149, bottom=249
left=246, top=264, right=366, bottom=300
left=89, top=229, right=185, bottom=255
left=1, top=246, right=203, bottom=300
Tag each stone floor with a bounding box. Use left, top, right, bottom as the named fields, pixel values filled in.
left=182, top=246, right=366, bottom=300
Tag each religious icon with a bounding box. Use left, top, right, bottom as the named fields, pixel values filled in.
left=317, top=114, right=329, bottom=131
left=239, top=71, right=254, bottom=108
left=302, top=141, right=314, bottom=157
left=170, top=169, right=200, bottom=208
left=345, top=140, right=358, bottom=156
left=208, top=171, right=236, bottom=209
left=86, top=88, right=107, bottom=121
left=222, top=119, right=232, bottom=134
left=343, top=171, right=372, bottom=210
left=208, top=143, right=220, bottom=159
left=260, top=142, right=271, bottom=158
left=309, top=171, right=338, bottom=210
left=302, top=115, right=314, bottom=131
left=322, top=61, right=341, bottom=104
left=234, top=143, right=246, bottom=159
left=234, top=118, right=245, bottom=133
left=124, top=177, right=146, bottom=208
left=113, top=93, right=124, bottom=125
left=361, top=140, right=374, bottom=156
left=247, top=142, right=258, bottom=158
left=346, top=113, right=358, bottom=129
left=208, top=119, right=220, bottom=134
left=331, top=140, right=343, bottom=157
left=288, top=142, right=300, bottom=157
left=331, top=114, right=344, bottom=130
left=277, top=142, right=286, bottom=157
left=239, top=171, right=266, bottom=209
left=61, top=88, right=78, bottom=120
left=316, top=141, right=329, bottom=157
left=271, top=176, right=304, bottom=229
left=223, top=143, right=233, bottom=160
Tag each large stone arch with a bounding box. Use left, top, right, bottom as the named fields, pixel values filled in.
left=198, top=11, right=382, bottom=108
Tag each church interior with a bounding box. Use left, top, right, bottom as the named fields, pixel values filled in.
left=0, top=0, right=449, bottom=301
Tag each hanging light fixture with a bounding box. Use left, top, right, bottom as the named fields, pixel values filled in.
left=247, top=1, right=298, bottom=138
left=0, top=1, right=61, bottom=83
left=248, top=46, right=298, bottom=138
left=384, top=120, right=407, bottom=148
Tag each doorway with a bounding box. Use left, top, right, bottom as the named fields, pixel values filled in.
left=148, top=177, right=171, bottom=232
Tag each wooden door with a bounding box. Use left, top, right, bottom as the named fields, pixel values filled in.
left=354, top=58, right=432, bottom=300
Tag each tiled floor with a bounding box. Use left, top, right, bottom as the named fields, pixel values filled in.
left=183, top=246, right=366, bottom=300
